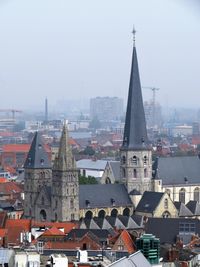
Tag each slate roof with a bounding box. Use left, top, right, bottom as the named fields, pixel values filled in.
left=122, top=43, right=149, bottom=150
left=66, top=229, right=111, bottom=241
left=79, top=184, right=132, bottom=209
left=145, top=217, right=200, bottom=244
left=109, top=161, right=120, bottom=181
left=77, top=159, right=108, bottom=170
left=108, top=251, right=151, bottom=267
left=24, top=132, right=51, bottom=169
left=135, top=191, right=164, bottom=214
left=186, top=201, right=200, bottom=216
left=174, top=202, right=193, bottom=217
left=154, top=156, right=200, bottom=185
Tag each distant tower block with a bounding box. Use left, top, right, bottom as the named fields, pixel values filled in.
left=45, top=98, right=48, bottom=123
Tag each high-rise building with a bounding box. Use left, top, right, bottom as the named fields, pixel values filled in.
left=90, top=97, right=123, bottom=121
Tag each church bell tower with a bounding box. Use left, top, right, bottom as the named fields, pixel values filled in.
left=120, top=28, right=152, bottom=194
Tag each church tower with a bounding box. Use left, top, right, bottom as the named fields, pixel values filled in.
left=51, top=123, right=79, bottom=222
left=120, top=28, right=152, bottom=194
left=24, top=132, right=52, bottom=218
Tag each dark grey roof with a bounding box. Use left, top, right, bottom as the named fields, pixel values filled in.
left=131, top=215, right=144, bottom=227
left=154, top=156, right=200, bottom=185
left=145, top=217, right=200, bottom=244
left=110, top=161, right=120, bottom=180
left=135, top=191, right=164, bottom=214
left=174, top=202, right=193, bottom=217
left=129, top=189, right=141, bottom=196
left=24, top=132, right=51, bottom=169
left=66, top=229, right=112, bottom=241
left=79, top=184, right=132, bottom=209
left=122, top=45, right=148, bottom=150
left=186, top=201, right=200, bottom=216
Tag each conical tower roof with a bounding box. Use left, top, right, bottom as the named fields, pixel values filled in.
left=122, top=30, right=148, bottom=150
left=24, top=132, right=51, bottom=169
left=53, top=123, right=76, bottom=171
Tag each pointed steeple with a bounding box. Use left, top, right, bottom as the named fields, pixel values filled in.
left=53, top=122, right=76, bottom=171
left=24, top=132, right=51, bottom=169
left=122, top=29, right=148, bottom=150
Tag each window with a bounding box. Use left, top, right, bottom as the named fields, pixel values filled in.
left=162, top=211, right=170, bottom=218
left=179, top=222, right=195, bottom=233
left=122, top=168, right=126, bottom=178
left=134, top=169, right=137, bottom=178
left=194, top=187, right=200, bottom=202
left=143, top=156, right=147, bottom=165
left=121, top=156, right=126, bottom=164
left=105, top=177, right=111, bottom=184
left=144, top=168, right=147, bottom=177
left=164, top=198, right=168, bottom=209
left=179, top=188, right=186, bottom=204
left=70, top=198, right=74, bottom=209
left=132, top=156, right=137, bottom=165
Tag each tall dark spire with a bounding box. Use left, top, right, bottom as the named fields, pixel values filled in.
left=24, top=132, right=51, bottom=169
left=53, top=122, right=76, bottom=171
left=122, top=29, right=148, bottom=150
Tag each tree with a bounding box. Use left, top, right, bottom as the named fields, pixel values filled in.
left=79, top=175, right=98, bottom=185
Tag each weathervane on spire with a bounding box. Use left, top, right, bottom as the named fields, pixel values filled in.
left=132, top=25, right=136, bottom=46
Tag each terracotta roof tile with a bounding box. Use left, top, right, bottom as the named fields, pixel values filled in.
left=0, top=181, right=23, bottom=195
left=41, top=226, right=65, bottom=237
left=120, top=230, right=135, bottom=254
left=31, top=220, right=77, bottom=234
left=0, top=229, right=7, bottom=238
left=1, top=143, right=51, bottom=153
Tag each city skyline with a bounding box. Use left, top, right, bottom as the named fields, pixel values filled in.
left=0, top=0, right=200, bottom=110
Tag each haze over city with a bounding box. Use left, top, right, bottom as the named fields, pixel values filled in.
left=0, top=0, right=200, bottom=110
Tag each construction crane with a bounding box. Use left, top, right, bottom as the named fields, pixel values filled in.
left=142, top=87, right=160, bottom=128
left=0, top=109, right=23, bottom=120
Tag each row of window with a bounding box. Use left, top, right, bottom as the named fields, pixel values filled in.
left=121, top=155, right=148, bottom=165
left=121, top=168, right=148, bottom=178
left=166, top=187, right=200, bottom=204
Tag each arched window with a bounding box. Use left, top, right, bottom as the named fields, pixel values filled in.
left=164, top=198, right=168, bottom=209
left=179, top=188, right=186, bottom=204
left=134, top=169, right=137, bottom=178
left=106, top=177, right=111, bottom=184
left=111, top=209, right=118, bottom=217
left=71, top=214, right=75, bottom=221
left=70, top=199, right=74, bottom=209
left=144, top=168, right=147, bottom=177
left=121, top=156, right=126, bottom=164
left=55, top=213, right=58, bottom=222
left=194, top=187, right=200, bottom=202
left=132, top=156, right=137, bottom=165
left=85, top=210, right=93, bottom=219
left=122, top=168, right=126, bottom=178
left=143, top=156, right=147, bottom=165
left=98, top=210, right=106, bottom=218
left=40, top=172, right=45, bottom=179
left=40, top=210, right=47, bottom=221
left=123, top=208, right=130, bottom=216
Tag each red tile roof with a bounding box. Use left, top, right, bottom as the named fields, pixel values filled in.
left=0, top=229, right=7, bottom=238
left=5, top=219, right=31, bottom=245
left=0, top=177, right=8, bottom=183
left=1, top=143, right=51, bottom=153
left=0, top=181, right=23, bottom=195
left=31, top=221, right=77, bottom=234
left=41, top=226, right=66, bottom=237
left=120, top=230, right=135, bottom=254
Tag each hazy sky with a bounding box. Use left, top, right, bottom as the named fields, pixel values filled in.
left=0, top=0, right=200, bottom=110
